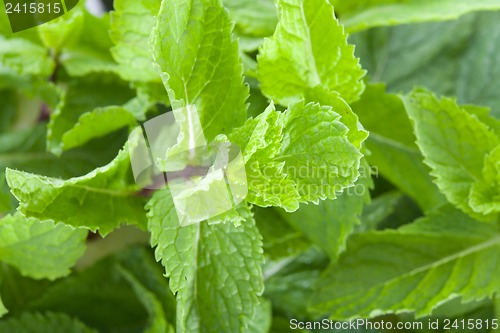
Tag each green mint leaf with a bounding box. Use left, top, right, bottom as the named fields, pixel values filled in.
left=469, top=145, right=500, bottom=215
left=0, top=0, right=12, bottom=34
left=257, top=0, right=365, bottom=105
left=463, top=105, right=500, bottom=136
left=110, top=0, right=162, bottom=82
left=59, top=12, right=118, bottom=76
left=247, top=299, right=272, bottom=333
left=239, top=36, right=264, bottom=54
left=6, top=143, right=147, bottom=235
left=229, top=102, right=362, bottom=211
left=0, top=125, right=123, bottom=179
left=229, top=103, right=300, bottom=211
left=0, top=125, right=126, bottom=216
left=229, top=104, right=282, bottom=162
left=351, top=84, right=447, bottom=211
left=151, top=0, right=248, bottom=140
left=146, top=190, right=264, bottom=332
left=277, top=101, right=363, bottom=203
left=61, top=106, right=137, bottom=152
left=0, top=213, right=86, bottom=280
left=278, top=158, right=372, bottom=259
left=402, top=88, right=500, bottom=221
left=334, top=0, right=500, bottom=33
left=37, top=7, right=84, bottom=51
left=132, top=81, right=171, bottom=110
left=312, top=206, right=500, bottom=319
left=224, top=0, right=277, bottom=37
left=0, top=312, right=98, bottom=333
left=0, top=36, right=54, bottom=77
left=240, top=52, right=258, bottom=79
left=230, top=101, right=363, bottom=211
left=47, top=74, right=135, bottom=155
left=304, top=86, right=368, bottom=149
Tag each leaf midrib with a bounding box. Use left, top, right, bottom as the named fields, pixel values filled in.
left=66, top=183, right=137, bottom=197
left=330, top=234, right=500, bottom=305
left=298, top=1, right=322, bottom=87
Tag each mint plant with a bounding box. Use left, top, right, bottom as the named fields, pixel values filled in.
left=1, top=0, right=500, bottom=332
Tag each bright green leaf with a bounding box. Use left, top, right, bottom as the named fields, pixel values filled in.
left=0, top=124, right=126, bottom=215
left=6, top=143, right=147, bottom=235
left=59, top=12, right=118, bottom=76
left=224, top=0, right=277, bottom=37
left=0, top=213, right=87, bottom=280
left=257, top=0, right=365, bottom=105
left=110, top=0, right=161, bottom=82
left=61, top=106, right=137, bottom=151
left=229, top=104, right=297, bottom=210
left=402, top=88, right=500, bottom=221
left=304, top=86, right=367, bottom=149
left=470, top=145, right=500, bottom=215
left=0, top=36, right=54, bottom=77
left=463, top=105, right=500, bottom=137
left=230, top=101, right=363, bottom=211
left=47, top=74, right=135, bottom=155
left=351, top=84, right=447, bottom=211
left=37, top=7, right=84, bottom=51
left=133, top=81, right=171, bottom=110
left=247, top=299, right=272, bottom=333
left=151, top=0, right=248, bottom=140
left=278, top=101, right=363, bottom=203
left=146, top=189, right=264, bottom=333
